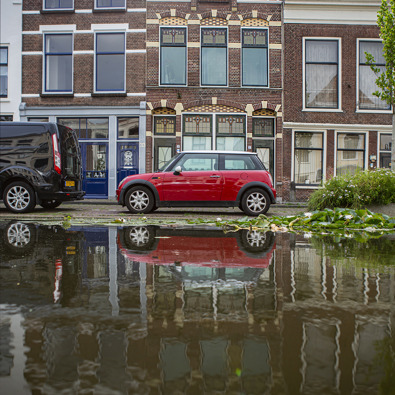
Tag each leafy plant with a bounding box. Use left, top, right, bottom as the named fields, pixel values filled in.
left=307, top=169, right=395, bottom=211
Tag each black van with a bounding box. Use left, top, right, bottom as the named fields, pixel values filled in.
left=0, top=122, right=85, bottom=213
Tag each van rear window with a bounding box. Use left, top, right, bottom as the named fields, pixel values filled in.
left=0, top=125, right=47, bottom=138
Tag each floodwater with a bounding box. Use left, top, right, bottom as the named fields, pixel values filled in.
left=0, top=221, right=394, bottom=395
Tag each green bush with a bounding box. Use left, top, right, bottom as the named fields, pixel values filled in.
left=307, top=169, right=395, bottom=211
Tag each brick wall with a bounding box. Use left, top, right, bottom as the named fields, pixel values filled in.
left=22, top=0, right=146, bottom=107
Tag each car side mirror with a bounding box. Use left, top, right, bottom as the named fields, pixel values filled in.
left=174, top=165, right=182, bottom=175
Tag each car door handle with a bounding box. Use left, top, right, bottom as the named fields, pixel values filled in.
left=210, top=175, right=221, bottom=178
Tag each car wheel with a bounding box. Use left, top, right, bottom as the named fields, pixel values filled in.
left=125, top=186, right=155, bottom=214
left=241, top=188, right=270, bottom=216
left=4, top=182, right=36, bottom=213
left=238, top=229, right=275, bottom=257
left=4, top=221, right=36, bottom=254
left=40, top=200, right=62, bottom=209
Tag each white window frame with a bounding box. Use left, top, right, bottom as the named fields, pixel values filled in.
left=43, top=0, right=74, bottom=11
left=356, top=38, right=392, bottom=114
left=291, top=130, right=326, bottom=189
left=94, top=29, right=126, bottom=93
left=302, top=37, right=342, bottom=112
left=181, top=113, right=247, bottom=151
left=378, top=132, right=392, bottom=168
left=159, top=26, right=188, bottom=87
left=334, top=131, right=367, bottom=177
left=200, top=27, right=228, bottom=87
left=0, top=46, right=8, bottom=98
left=94, top=0, right=126, bottom=11
left=42, top=32, right=74, bottom=94
left=241, top=27, right=269, bottom=88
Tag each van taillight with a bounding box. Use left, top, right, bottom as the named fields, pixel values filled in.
left=52, top=134, right=61, bottom=174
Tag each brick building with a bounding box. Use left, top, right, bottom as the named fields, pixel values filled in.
left=12, top=0, right=392, bottom=202
left=144, top=0, right=284, bottom=195
left=19, top=0, right=147, bottom=198
left=283, top=0, right=392, bottom=202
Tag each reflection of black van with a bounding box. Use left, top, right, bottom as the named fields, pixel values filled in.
left=0, top=122, right=85, bottom=213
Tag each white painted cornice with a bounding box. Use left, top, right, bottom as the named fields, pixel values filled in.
left=284, top=0, right=381, bottom=24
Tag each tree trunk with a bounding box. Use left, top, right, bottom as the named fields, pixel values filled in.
left=392, top=108, right=395, bottom=171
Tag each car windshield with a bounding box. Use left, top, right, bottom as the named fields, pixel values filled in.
left=157, top=153, right=180, bottom=172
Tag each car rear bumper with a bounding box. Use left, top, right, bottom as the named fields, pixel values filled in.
left=37, top=190, right=85, bottom=202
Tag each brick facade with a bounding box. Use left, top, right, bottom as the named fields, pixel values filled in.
left=145, top=1, right=284, bottom=199
left=283, top=18, right=392, bottom=202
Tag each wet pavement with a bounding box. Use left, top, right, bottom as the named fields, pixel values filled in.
left=0, top=221, right=394, bottom=394
left=0, top=199, right=308, bottom=222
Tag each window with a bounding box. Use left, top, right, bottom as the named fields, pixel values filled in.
left=44, top=34, right=73, bottom=93
left=201, top=28, right=227, bottom=86
left=95, top=0, right=125, bottom=9
left=216, top=115, right=245, bottom=151
left=379, top=133, right=391, bottom=168
left=294, top=132, right=324, bottom=185
left=223, top=154, right=258, bottom=170
left=171, top=153, right=219, bottom=172
left=252, top=118, right=274, bottom=137
left=305, top=39, right=339, bottom=109
left=58, top=118, right=109, bottom=139
left=118, top=118, right=139, bottom=139
left=28, top=117, right=49, bottom=122
left=95, top=33, right=125, bottom=92
left=44, top=0, right=73, bottom=10
left=0, top=115, right=13, bottom=122
left=160, top=28, right=187, bottom=85
left=183, top=115, right=212, bottom=150
left=358, top=41, right=390, bottom=111
left=0, top=47, right=8, bottom=97
left=154, top=117, right=176, bottom=135
left=337, top=133, right=365, bottom=176
left=242, top=29, right=268, bottom=87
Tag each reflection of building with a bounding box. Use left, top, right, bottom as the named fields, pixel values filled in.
left=1, top=226, right=394, bottom=393
left=283, top=0, right=392, bottom=201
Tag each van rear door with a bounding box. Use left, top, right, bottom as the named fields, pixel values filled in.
left=57, top=124, right=83, bottom=192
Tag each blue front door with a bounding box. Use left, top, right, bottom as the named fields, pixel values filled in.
left=117, top=142, right=139, bottom=185
left=81, top=142, right=108, bottom=198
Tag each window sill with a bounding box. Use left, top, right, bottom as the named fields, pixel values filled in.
left=41, top=9, right=75, bottom=14
left=40, top=93, right=74, bottom=97
left=93, top=8, right=126, bottom=13
left=302, top=108, right=343, bottom=113
left=356, top=109, right=392, bottom=114
left=92, top=92, right=127, bottom=97
left=295, top=185, right=321, bottom=189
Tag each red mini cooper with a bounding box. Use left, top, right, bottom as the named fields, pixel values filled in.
left=116, top=151, right=276, bottom=216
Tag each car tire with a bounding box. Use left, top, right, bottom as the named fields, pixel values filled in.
left=125, top=186, right=155, bottom=214
left=4, top=181, right=36, bottom=213
left=40, top=200, right=62, bottom=209
left=4, top=221, right=36, bottom=254
left=241, top=188, right=270, bottom=216
left=120, top=226, right=158, bottom=252
left=238, top=229, right=275, bottom=257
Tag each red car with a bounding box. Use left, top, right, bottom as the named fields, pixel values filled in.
left=117, top=151, right=276, bottom=216
left=117, top=226, right=275, bottom=269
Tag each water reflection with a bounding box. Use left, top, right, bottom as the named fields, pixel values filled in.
left=0, top=221, right=394, bottom=394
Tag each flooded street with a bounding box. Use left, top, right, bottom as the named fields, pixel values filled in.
left=0, top=221, right=394, bottom=394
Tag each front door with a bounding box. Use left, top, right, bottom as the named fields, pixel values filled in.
left=80, top=142, right=108, bottom=198
left=117, top=142, right=139, bottom=185
left=253, top=140, right=274, bottom=177
left=154, top=138, right=176, bottom=171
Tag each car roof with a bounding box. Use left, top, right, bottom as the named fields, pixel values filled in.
left=180, top=150, right=257, bottom=155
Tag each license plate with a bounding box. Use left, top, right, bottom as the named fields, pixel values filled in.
left=65, top=180, right=75, bottom=187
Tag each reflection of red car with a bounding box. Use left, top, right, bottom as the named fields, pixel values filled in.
left=117, top=226, right=275, bottom=268
left=117, top=151, right=276, bottom=216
